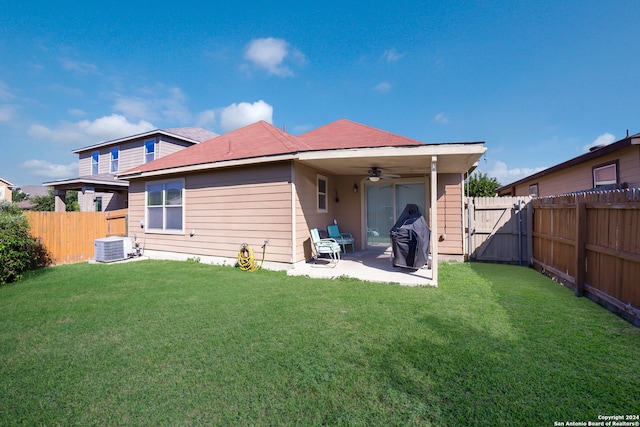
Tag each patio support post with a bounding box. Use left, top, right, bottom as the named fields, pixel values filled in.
left=574, top=200, right=586, bottom=297
left=431, top=157, right=438, bottom=285
left=54, top=188, right=66, bottom=212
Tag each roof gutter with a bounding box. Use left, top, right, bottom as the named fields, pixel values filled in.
left=118, top=153, right=299, bottom=180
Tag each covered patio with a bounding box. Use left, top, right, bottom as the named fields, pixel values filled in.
left=287, top=247, right=434, bottom=286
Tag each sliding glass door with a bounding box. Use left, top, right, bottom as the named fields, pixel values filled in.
left=366, top=182, right=425, bottom=249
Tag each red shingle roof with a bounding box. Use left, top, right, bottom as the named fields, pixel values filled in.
left=128, top=121, right=313, bottom=174
left=122, top=118, right=427, bottom=175
left=299, top=118, right=425, bottom=150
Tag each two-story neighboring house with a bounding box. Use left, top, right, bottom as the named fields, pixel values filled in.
left=497, top=132, right=640, bottom=197
left=0, top=178, right=15, bottom=202
left=44, top=127, right=217, bottom=212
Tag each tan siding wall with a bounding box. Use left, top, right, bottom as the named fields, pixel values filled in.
left=119, top=140, right=146, bottom=173
left=436, top=173, right=464, bottom=255
left=78, top=191, right=127, bottom=212
left=294, top=163, right=335, bottom=260
left=510, top=145, right=640, bottom=197
left=292, top=164, right=364, bottom=260
left=0, top=182, right=12, bottom=201
left=78, top=152, right=91, bottom=176
left=128, top=162, right=294, bottom=264
left=159, top=138, right=192, bottom=157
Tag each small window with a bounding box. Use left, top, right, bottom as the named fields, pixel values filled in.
left=145, top=139, right=156, bottom=163
left=593, top=162, right=617, bottom=187
left=110, top=147, right=119, bottom=173
left=91, top=151, right=99, bottom=175
left=146, top=180, right=184, bottom=232
left=317, top=174, right=328, bottom=212
left=94, top=196, right=103, bottom=212
left=529, top=184, right=538, bottom=197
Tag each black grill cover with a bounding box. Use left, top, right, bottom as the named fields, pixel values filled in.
left=390, top=204, right=431, bottom=269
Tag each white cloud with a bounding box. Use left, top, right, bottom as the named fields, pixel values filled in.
left=583, top=132, right=615, bottom=152
left=113, top=85, right=192, bottom=124
left=68, top=108, right=86, bottom=117
left=196, top=110, right=216, bottom=127
left=374, top=81, right=391, bottom=93
left=486, top=160, right=547, bottom=186
left=219, top=100, right=273, bottom=133
left=434, top=112, right=450, bottom=124
left=382, top=48, right=405, bottom=63
left=28, top=114, right=156, bottom=146
left=0, top=80, right=15, bottom=101
left=0, top=105, right=15, bottom=122
left=244, top=38, right=305, bottom=77
left=21, top=159, right=78, bottom=179
left=58, top=57, right=98, bottom=74
left=113, top=96, right=151, bottom=120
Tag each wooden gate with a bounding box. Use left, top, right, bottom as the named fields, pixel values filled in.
left=468, top=196, right=532, bottom=264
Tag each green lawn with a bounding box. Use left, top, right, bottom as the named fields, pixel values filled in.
left=1, top=260, right=638, bottom=426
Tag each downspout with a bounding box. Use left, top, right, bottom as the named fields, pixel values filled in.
left=291, top=163, right=297, bottom=264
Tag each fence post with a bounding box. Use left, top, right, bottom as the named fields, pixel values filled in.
left=526, top=199, right=533, bottom=266
left=575, top=201, right=586, bottom=297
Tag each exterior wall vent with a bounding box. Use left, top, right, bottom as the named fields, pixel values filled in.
left=94, top=236, right=132, bottom=262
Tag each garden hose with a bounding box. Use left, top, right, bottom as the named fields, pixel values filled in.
left=237, top=241, right=267, bottom=272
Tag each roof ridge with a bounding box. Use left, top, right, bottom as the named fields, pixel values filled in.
left=259, top=121, right=313, bottom=151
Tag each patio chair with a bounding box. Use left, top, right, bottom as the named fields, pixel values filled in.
left=310, top=228, right=341, bottom=267
left=327, top=224, right=355, bottom=253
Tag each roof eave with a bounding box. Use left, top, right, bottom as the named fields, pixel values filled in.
left=43, top=178, right=129, bottom=187
left=72, top=129, right=201, bottom=154
left=118, top=153, right=299, bottom=180
left=497, top=136, right=635, bottom=192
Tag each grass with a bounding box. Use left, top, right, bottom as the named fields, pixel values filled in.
left=0, top=260, right=638, bottom=426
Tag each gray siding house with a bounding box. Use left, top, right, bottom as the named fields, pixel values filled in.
left=45, top=127, right=217, bottom=212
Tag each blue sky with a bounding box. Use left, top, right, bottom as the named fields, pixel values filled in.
left=1, top=1, right=639, bottom=187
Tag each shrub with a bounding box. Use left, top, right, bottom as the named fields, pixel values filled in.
left=0, top=201, right=51, bottom=285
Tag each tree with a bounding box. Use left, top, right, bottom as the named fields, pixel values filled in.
left=31, top=188, right=55, bottom=211
left=0, top=201, right=51, bottom=285
left=11, top=188, right=29, bottom=203
left=31, top=188, right=79, bottom=212
left=465, top=172, right=501, bottom=197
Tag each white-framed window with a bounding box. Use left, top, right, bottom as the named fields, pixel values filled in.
left=145, top=139, right=156, bottom=163
left=91, top=151, right=99, bottom=175
left=317, top=174, right=328, bottom=213
left=146, top=179, right=184, bottom=233
left=593, top=162, right=617, bottom=187
left=529, top=183, right=538, bottom=197
left=94, top=196, right=103, bottom=212
left=110, top=147, right=119, bottom=173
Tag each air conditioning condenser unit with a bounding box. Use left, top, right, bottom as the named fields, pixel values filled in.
left=94, top=236, right=132, bottom=262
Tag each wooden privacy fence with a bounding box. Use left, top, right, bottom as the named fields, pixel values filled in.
left=25, top=209, right=128, bottom=265
left=532, top=189, right=640, bottom=326
left=468, top=196, right=532, bottom=264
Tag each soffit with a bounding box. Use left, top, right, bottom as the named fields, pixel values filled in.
left=297, top=145, right=486, bottom=176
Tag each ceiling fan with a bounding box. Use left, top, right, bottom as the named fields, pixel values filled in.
left=368, top=167, right=400, bottom=181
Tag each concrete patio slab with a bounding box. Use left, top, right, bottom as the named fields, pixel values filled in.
left=287, top=248, right=434, bottom=286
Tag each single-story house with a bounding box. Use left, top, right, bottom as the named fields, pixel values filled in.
left=497, top=132, right=640, bottom=197
left=44, top=127, right=217, bottom=212
left=118, top=119, right=486, bottom=282
left=0, top=178, right=15, bottom=202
